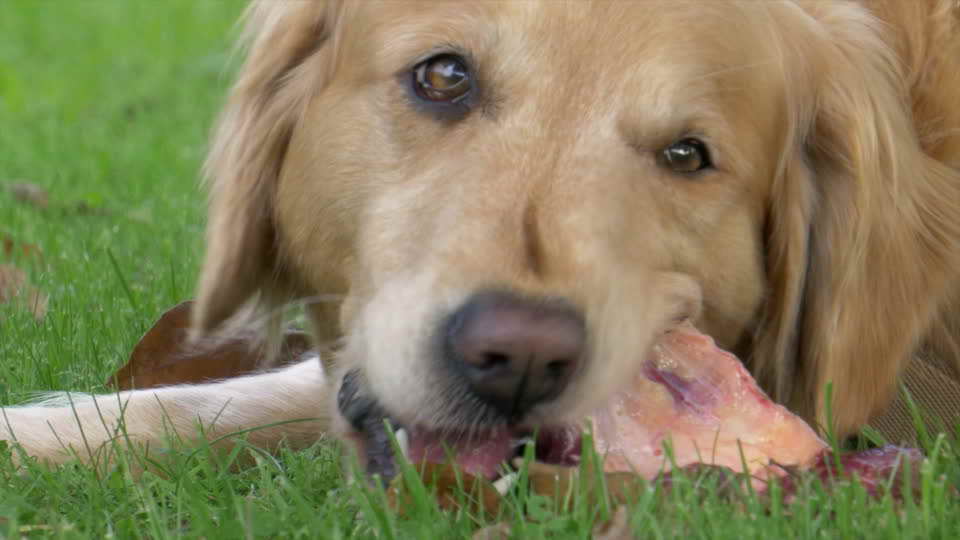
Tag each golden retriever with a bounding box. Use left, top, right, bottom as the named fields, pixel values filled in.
left=3, top=0, right=960, bottom=478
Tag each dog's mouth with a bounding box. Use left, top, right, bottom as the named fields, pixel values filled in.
left=337, top=323, right=831, bottom=485
left=337, top=369, right=584, bottom=481
left=381, top=423, right=581, bottom=482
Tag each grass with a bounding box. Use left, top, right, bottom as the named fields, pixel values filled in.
left=0, top=1, right=958, bottom=538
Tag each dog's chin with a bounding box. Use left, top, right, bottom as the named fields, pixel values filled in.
left=335, top=369, right=586, bottom=481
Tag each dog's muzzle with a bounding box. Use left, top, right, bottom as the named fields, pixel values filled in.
left=336, top=290, right=589, bottom=482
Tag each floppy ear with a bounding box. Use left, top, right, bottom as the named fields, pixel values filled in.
left=193, top=0, right=345, bottom=333
left=755, top=5, right=960, bottom=437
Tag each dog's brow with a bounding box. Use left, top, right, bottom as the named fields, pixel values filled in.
left=368, top=7, right=497, bottom=75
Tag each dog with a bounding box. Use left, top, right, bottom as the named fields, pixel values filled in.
left=3, top=0, right=960, bottom=480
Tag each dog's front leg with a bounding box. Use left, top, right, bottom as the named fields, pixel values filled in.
left=0, top=359, right=331, bottom=468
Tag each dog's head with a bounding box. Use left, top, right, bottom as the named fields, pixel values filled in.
left=192, top=1, right=960, bottom=478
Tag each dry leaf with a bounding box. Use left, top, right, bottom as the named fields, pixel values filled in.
left=593, top=506, right=633, bottom=540
left=108, top=300, right=313, bottom=390
left=386, top=463, right=503, bottom=518
left=472, top=523, right=511, bottom=540
left=0, top=263, right=49, bottom=320
left=8, top=182, right=49, bottom=209
left=6, top=182, right=125, bottom=219
left=1, top=233, right=44, bottom=261
left=70, top=200, right=111, bottom=217
left=470, top=502, right=633, bottom=539
left=385, top=459, right=648, bottom=527
left=519, top=460, right=646, bottom=510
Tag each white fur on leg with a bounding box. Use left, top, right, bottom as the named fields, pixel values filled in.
left=0, top=359, right=331, bottom=467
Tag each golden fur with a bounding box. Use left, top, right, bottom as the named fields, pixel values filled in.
left=3, top=0, right=960, bottom=467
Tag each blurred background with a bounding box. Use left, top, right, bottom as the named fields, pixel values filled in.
left=0, top=1, right=246, bottom=401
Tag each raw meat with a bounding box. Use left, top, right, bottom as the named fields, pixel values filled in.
left=589, top=323, right=828, bottom=479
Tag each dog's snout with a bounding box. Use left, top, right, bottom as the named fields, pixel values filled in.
left=445, top=291, right=585, bottom=421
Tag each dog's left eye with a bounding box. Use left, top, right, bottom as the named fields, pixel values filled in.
left=412, top=54, right=472, bottom=103
left=662, top=138, right=713, bottom=174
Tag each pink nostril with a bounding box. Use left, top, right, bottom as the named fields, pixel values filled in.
left=445, top=290, right=585, bottom=420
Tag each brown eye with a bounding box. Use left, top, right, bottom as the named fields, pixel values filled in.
left=413, top=55, right=472, bottom=103
left=662, top=138, right=713, bottom=174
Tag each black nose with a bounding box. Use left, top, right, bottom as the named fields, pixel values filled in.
left=444, top=291, right=586, bottom=421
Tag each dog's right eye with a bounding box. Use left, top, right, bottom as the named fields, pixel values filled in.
left=412, top=55, right=472, bottom=104
left=661, top=138, right=713, bottom=174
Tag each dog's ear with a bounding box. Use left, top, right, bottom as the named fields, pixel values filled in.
left=755, top=5, right=960, bottom=437
left=193, top=0, right=345, bottom=333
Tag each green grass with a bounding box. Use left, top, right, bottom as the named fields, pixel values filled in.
left=0, top=0, right=233, bottom=399
left=1, top=1, right=959, bottom=538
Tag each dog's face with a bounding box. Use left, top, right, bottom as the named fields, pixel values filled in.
left=196, top=0, right=960, bottom=477
left=273, top=2, right=798, bottom=475
left=279, top=0, right=780, bottom=419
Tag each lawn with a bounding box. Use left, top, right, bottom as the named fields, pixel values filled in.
left=1, top=1, right=958, bottom=538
